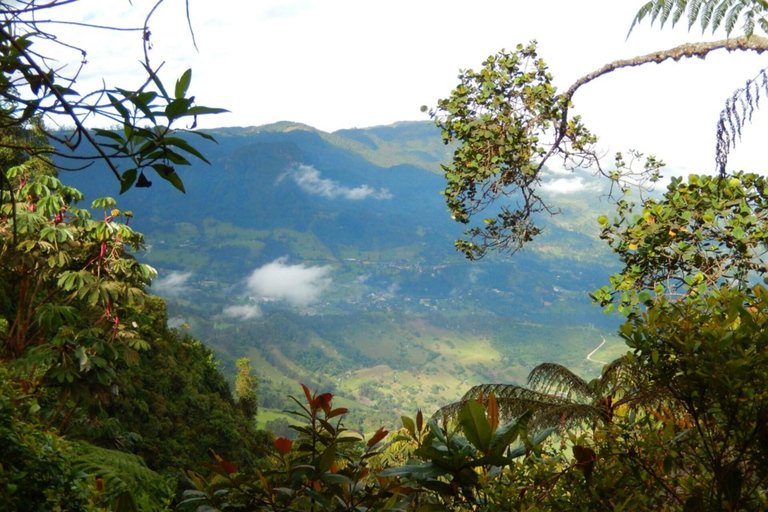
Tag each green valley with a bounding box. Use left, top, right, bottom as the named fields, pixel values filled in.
left=62, top=121, right=625, bottom=431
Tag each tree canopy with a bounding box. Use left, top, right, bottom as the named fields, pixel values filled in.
left=431, top=0, right=768, bottom=259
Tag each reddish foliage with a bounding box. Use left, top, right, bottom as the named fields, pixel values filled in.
left=274, top=437, right=293, bottom=455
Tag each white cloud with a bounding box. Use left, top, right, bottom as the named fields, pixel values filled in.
left=468, top=266, right=483, bottom=285
left=541, top=177, right=602, bottom=196
left=281, top=164, right=393, bottom=200
left=542, top=163, right=573, bottom=176
left=246, top=256, right=332, bottom=306
left=152, top=271, right=193, bottom=297
left=167, top=316, right=187, bottom=329
left=223, top=304, right=263, bottom=320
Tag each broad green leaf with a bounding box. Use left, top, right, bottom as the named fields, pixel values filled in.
left=186, top=106, right=229, bottom=116
left=151, top=164, right=185, bottom=193
left=489, top=410, right=531, bottom=456
left=401, top=416, right=416, bottom=437
left=120, top=169, right=137, bottom=194
left=175, top=69, right=192, bottom=99
left=458, top=399, right=491, bottom=453
left=164, top=136, right=210, bottom=164
left=107, top=93, right=131, bottom=124
left=164, top=98, right=192, bottom=121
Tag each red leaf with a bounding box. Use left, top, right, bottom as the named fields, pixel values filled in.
left=219, top=459, right=238, bottom=475
left=317, top=392, right=333, bottom=414
left=301, top=383, right=313, bottom=405
left=274, top=437, right=293, bottom=455
left=416, top=410, right=423, bottom=432
left=367, top=427, right=389, bottom=448
left=327, top=407, right=349, bottom=419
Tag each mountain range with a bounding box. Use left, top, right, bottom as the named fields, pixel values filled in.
left=59, top=121, right=627, bottom=429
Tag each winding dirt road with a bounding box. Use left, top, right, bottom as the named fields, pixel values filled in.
left=586, top=336, right=608, bottom=365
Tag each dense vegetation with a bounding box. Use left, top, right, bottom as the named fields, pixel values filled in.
left=3, top=0, right=768, bottom=511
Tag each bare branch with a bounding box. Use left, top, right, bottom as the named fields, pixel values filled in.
left=2, top=26, right=122, bottom=180
left=566, top=36, right=768, bottom=100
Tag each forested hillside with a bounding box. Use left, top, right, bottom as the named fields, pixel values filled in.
left=60, top=120, right=625, bottom=427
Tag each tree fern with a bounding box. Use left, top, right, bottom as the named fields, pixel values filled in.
left=631, top=0, right=768, bottom=36
left=527, top=362, right=593, bottom=402
left=73, top=443, right=174, bottom=512
left=434, top=356, right=663, bottom=433
left=629, top=1, right=768, bottom=173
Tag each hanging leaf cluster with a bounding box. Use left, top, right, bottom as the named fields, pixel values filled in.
left=428, top=42, right=596, bottom=259
left=715, top=66, right=768, bottom=173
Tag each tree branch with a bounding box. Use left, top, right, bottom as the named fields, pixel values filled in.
left=566, top=36, right=768, bottom=99
left=537, top=36, right=768, bottom=174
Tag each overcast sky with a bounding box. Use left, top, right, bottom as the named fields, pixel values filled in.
left=49, top=0, right=768, bottom=176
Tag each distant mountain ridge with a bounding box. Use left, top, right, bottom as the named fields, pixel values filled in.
left=57, top=120, right=625, bottom=428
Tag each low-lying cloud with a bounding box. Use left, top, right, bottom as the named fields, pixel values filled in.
left=152, top=271, right=193, bottom=297
left=223, top=304, right=263, bottom=320
left=167, top=316, right=187, bottom=329
left=281, top=164, right=393, bottom=200
left=246, top=256, right=332, bottom=306
left=541, top=176, right=601, bottom=196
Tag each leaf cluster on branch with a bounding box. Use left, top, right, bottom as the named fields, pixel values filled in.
left=0, top=0, right=225, bottom=197
left=432, top=1, right=768, bottom=259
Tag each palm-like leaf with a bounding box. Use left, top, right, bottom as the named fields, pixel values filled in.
left=527, top=362, right=594, bottom=402
left=433, top=383, right=571, bottom=426
left=434, top=355, right=662, bottom=432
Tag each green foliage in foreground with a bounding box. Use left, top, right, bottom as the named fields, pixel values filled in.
left=0, top=367, right=97, bottom=511
left=0, top=166, right=265, bottom=509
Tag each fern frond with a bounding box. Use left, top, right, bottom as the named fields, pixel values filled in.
left=688, top=0, right=705, bottom=28
left=759, top=15, right=768, bottom=33
left=711, top=0, right=734, bottom=33
left=432, top=383, right=568, bottom=424
left=534, top=403, right=605, bottom=430
left=672, top=0, right=690, bottom=24
left=652, top=0, right=668, bottom=24
left=715, top=66, right=768, bottom=174
left=629, top=0, right=768, bottom=36
left=660, top=0, right=676, bottom=26
left=629, top=1, right=659, bottom=36
left=701, top=0, right=718, bottom=32
left=73, top=443, right=173, bottom=511
left=527, top=362, right=593, bottom=401
left=726, top=2, right=748, bottom=33
left=743, top=7, right=757, bottom=35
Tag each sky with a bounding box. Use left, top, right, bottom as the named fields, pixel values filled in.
left=41, top=0, right=768, bottom=314
left=44, top=0, right=768, bottom=177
